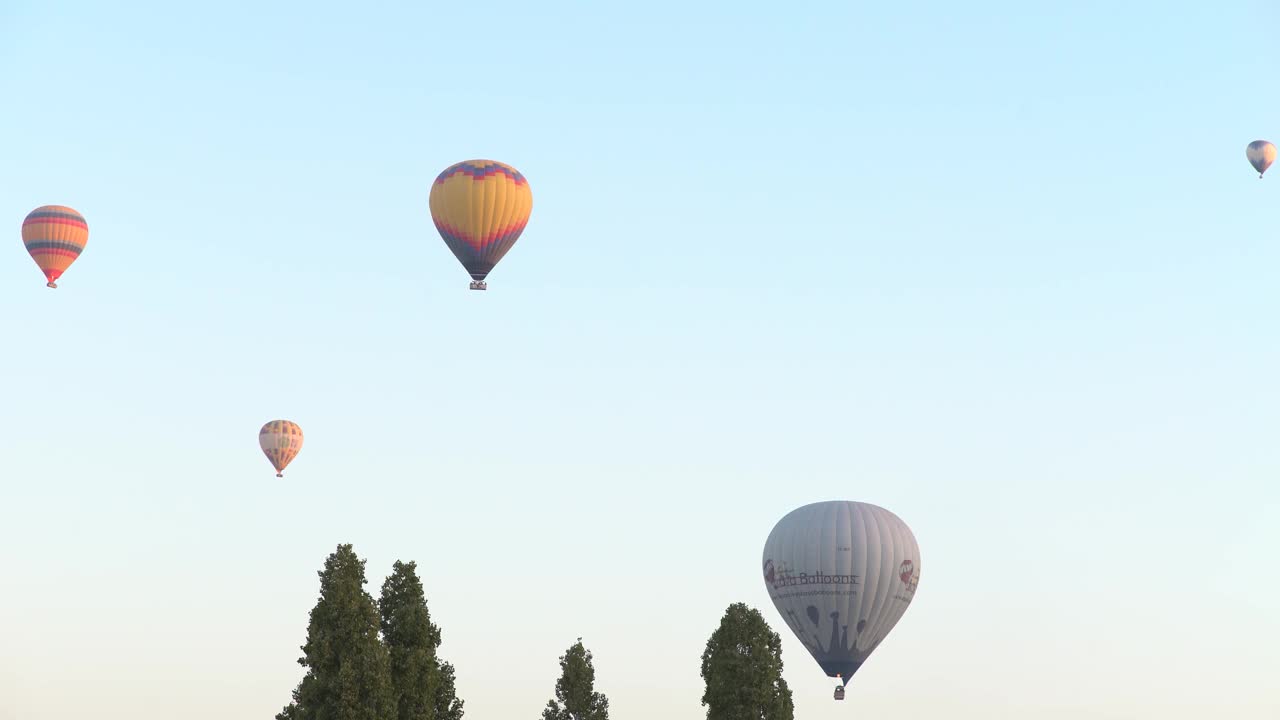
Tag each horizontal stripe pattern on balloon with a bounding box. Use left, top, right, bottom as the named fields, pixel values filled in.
left=22, top=205, right=88, bottom=288
left=434, top=161, right=528, bottom=185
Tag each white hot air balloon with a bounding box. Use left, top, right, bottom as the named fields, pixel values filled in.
left=1247, top=140, right=1276, bottom=178
left=259, top=420, right=304, bottom=477
left=762, top=501, right=920, bottom=701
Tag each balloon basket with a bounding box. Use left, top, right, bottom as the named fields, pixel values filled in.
left=469, top=281, right=487, bottom=290
left=46, top=282, right=57, bottom=289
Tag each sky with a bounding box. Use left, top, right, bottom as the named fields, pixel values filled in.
left=1, top=1, right=1278, bottom=718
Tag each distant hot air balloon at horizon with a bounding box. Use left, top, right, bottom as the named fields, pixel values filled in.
left=1247, top=140, right=1276, bottom=178
left=429, top=159, right=533, bottom=290
left=762, top=500, right=921, bottom=702
left=260, top=420, right=304, bottom=477
left=22, top=205, right=88, bottom=288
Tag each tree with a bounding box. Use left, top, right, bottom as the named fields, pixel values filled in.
left=379, top=561, right=439, bottom=720
left=277, top=544, right=395, bottom=720
left=432, top=660, right=464, bottom=720
left=700, top=603, right=793, bottom=720
left=378, top=560, right=464, bottom=720
left=541, top=638, right=610, bottom=720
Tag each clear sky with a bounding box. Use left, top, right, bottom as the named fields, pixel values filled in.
left=1, top=1, right=1277, bottom=718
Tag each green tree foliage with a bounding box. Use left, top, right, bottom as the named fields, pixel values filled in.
left=541, top=638, right=610, bottom=720
left=379, top=561, right=440, bottom=720
left=277, top=544, right=395, bottom=720
left=700, top=603, right=794, bottom=720
left=433, top=661, right=464, bottom=720
left=378, top=560, right=464, bottom=720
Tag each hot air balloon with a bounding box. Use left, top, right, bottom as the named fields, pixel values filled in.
left=1247, top=140, right=1276, bottom=178
left=429, top=160, right=533, bottom=290
left=22, top=205, right=88, bottom=288
left=762, top=501, right=921, bottom=701
left=259, top=420, right=303, bottom=477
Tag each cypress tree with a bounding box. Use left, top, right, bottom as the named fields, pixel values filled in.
left=277, top=544, right=395, bottom=720
left=378, top=559, right=464, bottom=720
left=432, top=660, right=464, bottom=720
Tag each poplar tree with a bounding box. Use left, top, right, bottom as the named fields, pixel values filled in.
left=277, top=544, right=395, bottom=720
left=541, top=638, right=610, bottom=720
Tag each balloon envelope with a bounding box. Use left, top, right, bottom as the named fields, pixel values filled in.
left=428, top=160, right=533, bottom=286
left=22, top=205, right=88, bottom=288
left=259, top=420, right=304, bottom=477
left=1247, top=140, right=1276, bottom=177
left=762, top=501, right=921, bottom=686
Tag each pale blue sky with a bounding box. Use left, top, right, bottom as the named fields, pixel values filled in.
left=1, top=2, right=1277, bottom=718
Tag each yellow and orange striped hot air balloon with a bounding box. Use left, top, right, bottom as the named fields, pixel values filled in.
left=22, top=205, right=88, bottom=288
left=259, top=420, right=304, bottom=477
left=429, top=160, right=533, bottom=290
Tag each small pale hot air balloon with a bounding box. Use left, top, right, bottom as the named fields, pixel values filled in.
left=22, top=205, right=88, bottom=288
left=429, top=160, right=533, bottom=290
left=1247, top=140, right=1276, bottom=178
left=259, top=420, right=304, bottom=477
left=762, top=501, right=921, bottom=701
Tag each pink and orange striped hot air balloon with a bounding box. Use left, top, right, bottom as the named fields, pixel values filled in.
left=22, top=205, right=88, bottom=288
left=259, top=420, right=304, bottom=478
left=429, top=160, right=533, bottom=290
